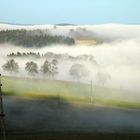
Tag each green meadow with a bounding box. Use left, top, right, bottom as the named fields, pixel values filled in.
left=2, top=76, right=140, bottom=109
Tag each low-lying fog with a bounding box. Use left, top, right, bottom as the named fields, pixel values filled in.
left=0, top=24, right=140, bottom=93
left=0, top=40, right=140, bottom=93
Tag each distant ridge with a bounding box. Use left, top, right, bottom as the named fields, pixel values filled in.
left=0, top=22, right=77, bottom=26
left=55, top=23, right=77, bottom=26
left=0, top=22, right=36, bottom=26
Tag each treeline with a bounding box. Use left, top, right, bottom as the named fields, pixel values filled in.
left=0, top=29, right=75, bottom=47
left=7, top=52, right=41, bottom=58
left=7, top=52, right=97, bottom=64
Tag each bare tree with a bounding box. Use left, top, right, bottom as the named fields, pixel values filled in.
left=2, top=59, right=19, bottom=74
left=25, top=61, right=38, bottom=76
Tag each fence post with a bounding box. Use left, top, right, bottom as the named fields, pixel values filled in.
left=0, top=74, right=6, bottom=140
left=90, top=80, right=93, bottom=103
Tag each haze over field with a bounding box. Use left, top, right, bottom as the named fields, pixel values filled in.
left=0, top=24, right=140, bottom=94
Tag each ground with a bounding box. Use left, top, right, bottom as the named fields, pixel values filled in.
left=1, top=76, right=140, bottom=139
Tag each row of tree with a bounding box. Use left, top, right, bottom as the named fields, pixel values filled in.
left=2, top=59, right=110, bottom=85
left=2, top=59, right=58, bottom=77
left=7, top=52, right=41, bottom=58
left=2, top=59, right=90, bottom=80
left=0, top=29, right=75, bottom=47
left=2, top=59, right=88, bottom=79
left=7, top=52, right=97, bottom=66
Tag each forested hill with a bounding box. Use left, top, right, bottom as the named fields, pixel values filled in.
left=0, top=29, right=75, bottom=47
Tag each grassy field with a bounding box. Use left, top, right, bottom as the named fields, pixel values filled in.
left=1, top=76, right=140, bottom=140
left=75, top=39, right=96, bottom=46
left=2, top=76, right=140, bottom=109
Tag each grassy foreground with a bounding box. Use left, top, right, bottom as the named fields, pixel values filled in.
left=1, top=76, right=140, bottom=109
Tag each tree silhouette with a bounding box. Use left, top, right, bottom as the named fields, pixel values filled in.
left=49, top=59, right=58, bottom=77
left=25, top=61, right=38, bottom=76
left=69, top=64, right=88, bottom=81
left=2, top=59, right=19, bottom=74
left=41, top=60, right=51, bottom=76
left=96, top=72, right=111, bottom=86
left=41, top=59, right=58, bottom=78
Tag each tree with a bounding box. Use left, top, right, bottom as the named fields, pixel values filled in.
left=25, top=61, right=38, bottom=76
left=49, top=59, right=58, bottom=77
left=41, top=59, right=58, bottom=78
left=69, top=64, right=88, bottom=81
left=96, top=72, right=111, bottom=86
left=41, top=59, right=51, bottom=76
left=2, top=59, right=19, bottom=74
left=17, top=52, right=21, bottom=57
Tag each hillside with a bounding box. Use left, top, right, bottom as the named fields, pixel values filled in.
left=2, top=76, right=140, bottom=109
left=0, top=29, right=75, bottom=47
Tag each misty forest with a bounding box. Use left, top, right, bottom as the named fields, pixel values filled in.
left=1, top=24, right=140, bottom=138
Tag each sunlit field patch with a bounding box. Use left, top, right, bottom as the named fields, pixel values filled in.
left=2, top=76, right=140, bottom=109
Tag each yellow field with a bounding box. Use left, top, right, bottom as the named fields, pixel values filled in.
left=75, top=39, right=96, bottom=46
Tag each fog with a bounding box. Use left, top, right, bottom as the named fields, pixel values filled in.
left=0, top=41, right=140, bottom=93
left=1, top=24, right=140, bottom=42
left=0, top=24, right=140, bottom=93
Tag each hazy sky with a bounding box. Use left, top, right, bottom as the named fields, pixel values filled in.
left=0, top=0, right=140, bottom=24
